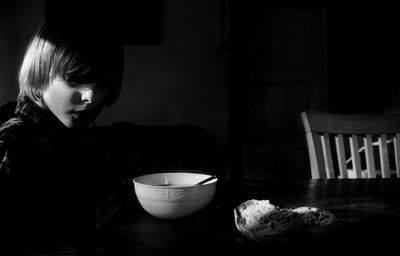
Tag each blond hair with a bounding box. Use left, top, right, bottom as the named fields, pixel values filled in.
left=18, top=22, right=124, bottom=107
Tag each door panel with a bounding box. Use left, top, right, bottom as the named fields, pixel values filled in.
left=228, top=3, right=328, bottom=180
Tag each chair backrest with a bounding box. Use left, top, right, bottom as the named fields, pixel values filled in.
left=301, top=111, right=400, bottom=179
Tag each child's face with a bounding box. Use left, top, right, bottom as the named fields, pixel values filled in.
left=42, top=77, right=110, bottom=128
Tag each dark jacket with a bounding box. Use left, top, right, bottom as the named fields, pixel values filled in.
left=0, top=96, right=96, bottom=253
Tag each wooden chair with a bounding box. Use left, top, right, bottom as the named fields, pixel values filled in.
left=301, top=111, right=400, bottom=179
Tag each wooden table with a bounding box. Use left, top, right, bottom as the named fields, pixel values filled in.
left=92, top=179, right=400, bottom=255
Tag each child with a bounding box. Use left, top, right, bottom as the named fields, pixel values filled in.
left=0, top=21, right=124, bottom=255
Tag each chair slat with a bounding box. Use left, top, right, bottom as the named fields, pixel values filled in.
left=395, top=133, right=400, bottom=178
left=379, top=135, right=391, bottom=178
left=306, top=131, right=326, bottom=179
left=364, top=135, right=376, bottom=178
left=350, top=135, right=362, bottom=178
left=335, top=134, right=348, bottom=179
left=321, top=133, right=335, bottom=178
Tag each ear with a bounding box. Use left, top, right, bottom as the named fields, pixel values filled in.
left=31, top=87, right=46, bottom=107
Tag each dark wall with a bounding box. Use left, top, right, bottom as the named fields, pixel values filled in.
left=327, top=2, right=400, bottom=114
left=0, top=0, right=44, bottom=104
left=45, top=0, right=164, bottom=45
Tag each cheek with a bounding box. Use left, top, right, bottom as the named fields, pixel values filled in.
left=70, top=90, right=84, bottom=105
left=43, top=85, right=77, bottom=109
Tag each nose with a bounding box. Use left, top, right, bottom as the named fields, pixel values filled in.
left=80, top=88, right=96, bottom=104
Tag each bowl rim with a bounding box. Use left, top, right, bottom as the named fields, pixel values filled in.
left=132, top=172, right=218, bottom=188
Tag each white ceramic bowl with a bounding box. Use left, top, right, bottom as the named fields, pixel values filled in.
left=133, top=172, right=218, bottom=220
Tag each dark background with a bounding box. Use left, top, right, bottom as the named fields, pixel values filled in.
left=1, top=0, right=399, bottom=180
